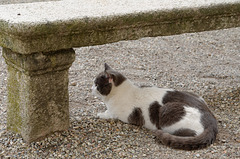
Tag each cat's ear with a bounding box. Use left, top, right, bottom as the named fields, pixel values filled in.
left=104, top=63, right=126, bottom=86
left=104, top=63, right=114, bottom=83
left=105, top=71, right=114, bottom=83
left=104, top=63, right=113, bottom=71
left=108, top=76, right=114, bottom=83
left=105, top=65, right=126, bottom=86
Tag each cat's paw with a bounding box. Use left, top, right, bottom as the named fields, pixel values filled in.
left=97, top=112, right=112, bottom=119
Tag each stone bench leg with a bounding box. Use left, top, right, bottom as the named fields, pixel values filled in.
left=2, top=48, right=75, bottom=142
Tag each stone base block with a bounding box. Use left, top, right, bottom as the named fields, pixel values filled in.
left=2, top=48, right=75, bottom=142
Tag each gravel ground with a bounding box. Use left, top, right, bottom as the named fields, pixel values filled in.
left=0, top=24, right=240, bottom=158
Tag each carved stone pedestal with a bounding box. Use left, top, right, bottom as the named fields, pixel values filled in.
left=2, top=48, right=75, bottom=142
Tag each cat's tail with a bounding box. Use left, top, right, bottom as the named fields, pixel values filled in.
left=153, top=128, right=217, bottom=150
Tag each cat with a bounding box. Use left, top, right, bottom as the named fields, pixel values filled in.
left=92, top=63, right=218, bottom=150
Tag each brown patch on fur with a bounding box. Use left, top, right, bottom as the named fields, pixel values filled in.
left=162, top=91, right=218, bottom=134
left=154, top=128, right=214, bottom=150
left=173, top=128, right=196, bottom=137
left=159, top=102, right=186, bottom=127
left=182, top=91, right=199, bottom=97
left=110, top=72, right=126, bottom=86
left=149, top=101, right=161, bottom=129
left=94, top=72, right=112, bottom=96
left=105, top=63, right=126, bottom=86
left=153, top=90, right=218, bottom=150
left=128, top=107, right=145, bottom=126
left=94, top=63, right=127, bottom=96
left=162, top=91, right=208, bottom=111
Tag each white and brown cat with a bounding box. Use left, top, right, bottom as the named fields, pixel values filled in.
left=92, top=63, right=218, bottom=150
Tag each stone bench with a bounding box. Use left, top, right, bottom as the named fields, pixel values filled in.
left=0, top=0, right=239, bottom=142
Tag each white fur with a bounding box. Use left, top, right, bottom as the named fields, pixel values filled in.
left=93, top=79, right=205, bottom=135
left=92, top=84, right=100, bottom=97
left=93, top=79, right=172, bottom=130
left=162, top=106, right=204, bottom=135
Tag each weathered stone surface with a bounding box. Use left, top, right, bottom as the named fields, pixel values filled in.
left=2, top=48, right=75, bottom=142
left=0, top=1, right=239, bottom=54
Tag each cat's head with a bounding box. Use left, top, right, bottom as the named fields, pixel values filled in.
left=92, top=63, right=126, bottom=98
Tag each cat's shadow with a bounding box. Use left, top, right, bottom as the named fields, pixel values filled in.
left=69, top=115, right=155, bottom=146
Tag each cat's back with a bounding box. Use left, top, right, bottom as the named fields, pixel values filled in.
left=136, top=86, right=173, bottom=105
left=136, top=86, right=207, bottom=109
left=161, top=90, right=210, bottom=111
